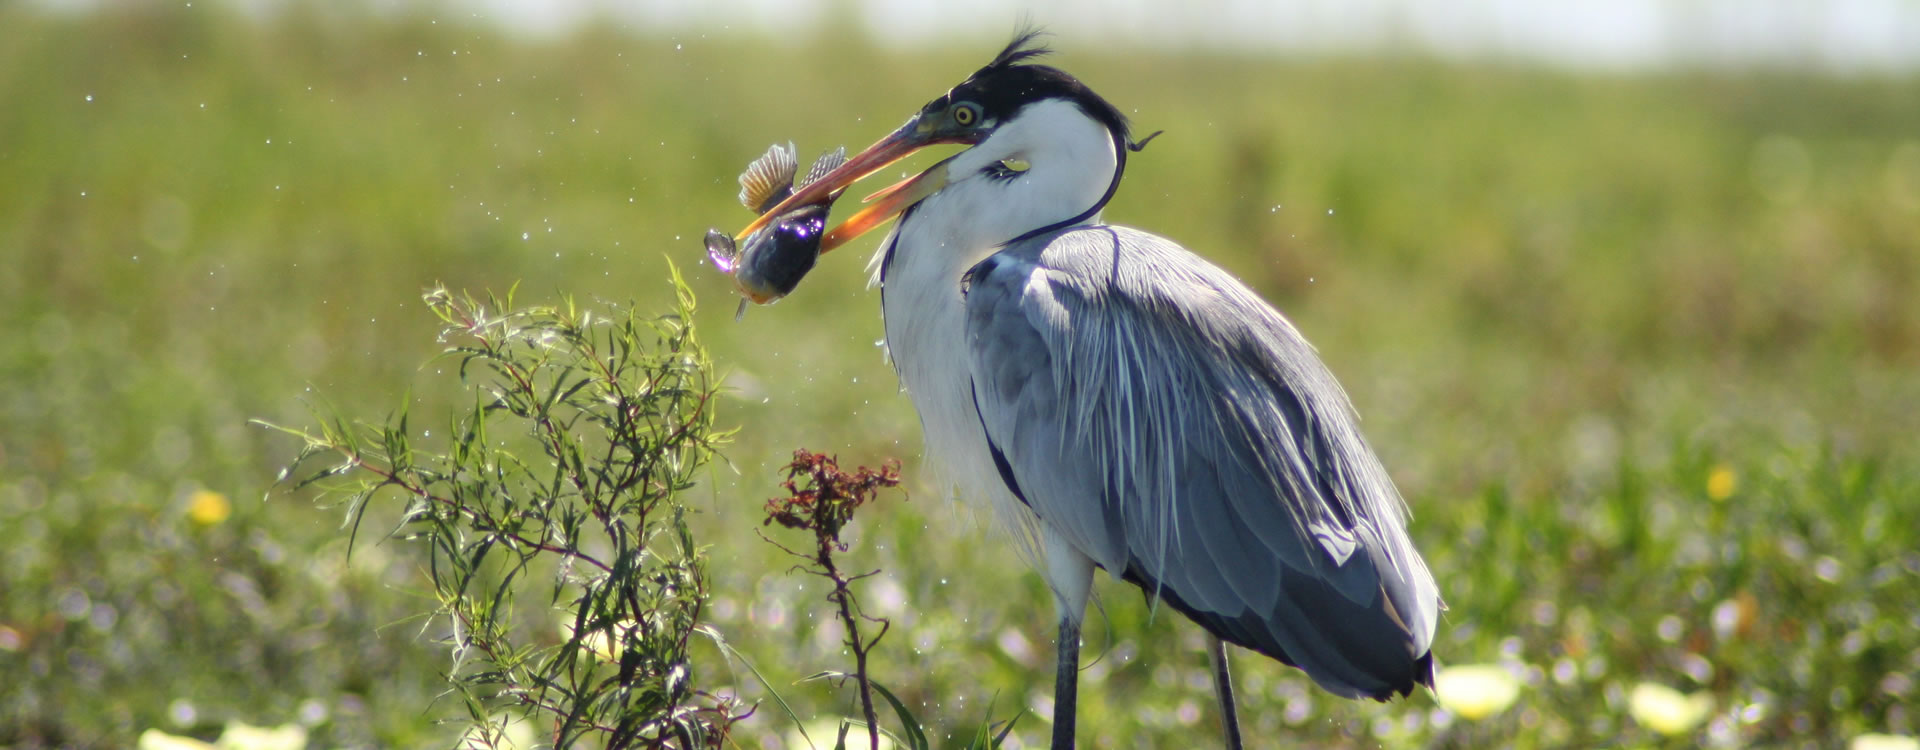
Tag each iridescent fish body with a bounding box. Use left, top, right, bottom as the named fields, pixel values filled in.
left=705, top=143, right=848, bottom=313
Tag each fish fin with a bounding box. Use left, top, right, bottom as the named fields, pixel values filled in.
left=799, top=146, right=848, bottom=190
left=738, top=141, right=798, bottom=213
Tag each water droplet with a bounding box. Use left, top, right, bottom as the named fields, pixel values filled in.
left=675, top=43, right=683, bottom=51
left=1326, top=208, right=1334, bottom=215
left=84, top=94, right=93, bottom=102
left=522, top=232, right=530, bottom=240
left=169, top=699, right=197, bottom=727
left=1656, top=615, right=1685, bottom=642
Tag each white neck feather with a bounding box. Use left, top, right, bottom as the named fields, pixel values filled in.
left=862, top=98, right=1121, bottom=573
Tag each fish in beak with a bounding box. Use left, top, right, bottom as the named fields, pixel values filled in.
left=704, top=143, right=849, bottom=308
left=705, top=111, right=983, bottom=313
left=737, top=113, right=975, bottom=254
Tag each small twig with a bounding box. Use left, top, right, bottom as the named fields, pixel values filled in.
left=761, top=450, right=903, bottom=750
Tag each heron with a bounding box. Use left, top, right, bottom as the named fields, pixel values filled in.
left=735, top=31, right=1441, bottom=749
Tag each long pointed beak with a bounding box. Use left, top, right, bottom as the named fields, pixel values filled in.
left=819, top=160, right=950, bottom=252
left=735, top=119, right=966, bottom=242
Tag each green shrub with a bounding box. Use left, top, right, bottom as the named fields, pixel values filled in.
left=264, top=272, right=744, bottom=748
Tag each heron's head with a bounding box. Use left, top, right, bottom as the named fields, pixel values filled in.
left=735, top=30, right=1147, bottom=252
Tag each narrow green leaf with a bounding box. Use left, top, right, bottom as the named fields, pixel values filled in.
left=867, top=679, right=930, bottom=750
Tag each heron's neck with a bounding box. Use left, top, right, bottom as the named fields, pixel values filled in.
left=866, top=101, right=1121, bottom=555
left=873, top=99, right=1118, bottom=473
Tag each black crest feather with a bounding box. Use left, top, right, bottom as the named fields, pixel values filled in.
left=910, top=28, right=1160, bottom=246
left=934, top=27, right=1131, bottom=147
left=982, top=27, right=1052, bottom=73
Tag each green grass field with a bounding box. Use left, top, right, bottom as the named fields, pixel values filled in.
left=3, top=5, right=1918, bottom=748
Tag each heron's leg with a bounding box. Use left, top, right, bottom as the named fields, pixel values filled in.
left=1207, top=635, right=1244, bottom=750
left=1052, top=617, right=1081, bottom=750
left=1041, top=530, right=1094, bottom=750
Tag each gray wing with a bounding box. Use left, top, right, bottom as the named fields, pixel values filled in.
left=964, top=225, right=1440, bottom=700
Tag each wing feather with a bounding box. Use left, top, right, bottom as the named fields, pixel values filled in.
left=964, top=226, right=1440, bottom=699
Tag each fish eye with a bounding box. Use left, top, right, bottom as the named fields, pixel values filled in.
left=951, top=102, right=982, bottom=127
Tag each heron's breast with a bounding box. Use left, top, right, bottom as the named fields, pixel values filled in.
left=880, top=223, right=1032, bottom=525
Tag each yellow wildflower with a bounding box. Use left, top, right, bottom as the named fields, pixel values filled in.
left=188, top=490, right=232, bottom=526
left=1706, top=465, right=1737, bottom=501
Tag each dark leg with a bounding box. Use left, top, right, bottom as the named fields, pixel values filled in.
left=1208, top=635, right=1244, bottom=750
left=1052, top=617, right=1080, bottom=750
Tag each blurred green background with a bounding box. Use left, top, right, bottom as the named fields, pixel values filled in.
left=3, top=3, right=1918, bottom=748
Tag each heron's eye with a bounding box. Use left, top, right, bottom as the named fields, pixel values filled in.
left=950, top=102, right=982, bottom=127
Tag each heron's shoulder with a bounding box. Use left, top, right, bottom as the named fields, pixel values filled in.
left=986, top=225, right=1270, bottom=313
left=1008, top=224, right=1186, bottom=265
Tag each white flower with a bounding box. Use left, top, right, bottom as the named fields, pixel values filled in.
left=1628, top=682, right=1712, bottom=736
left=216, top=723, right=307, bottom=750
left=460, top=714, right=536, bottom=750
left=1431, top=664, right=1521, bottom=720
left=1851, top=734, right=1920, bottom=750
left=560, top=618, right=640, bottom=663
left=137, top=730, right=215, bottom=750
left=786, top=719, right=895, bottom=750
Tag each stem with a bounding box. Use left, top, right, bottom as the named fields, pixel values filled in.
left=817, top=535, right=881, bottom=750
